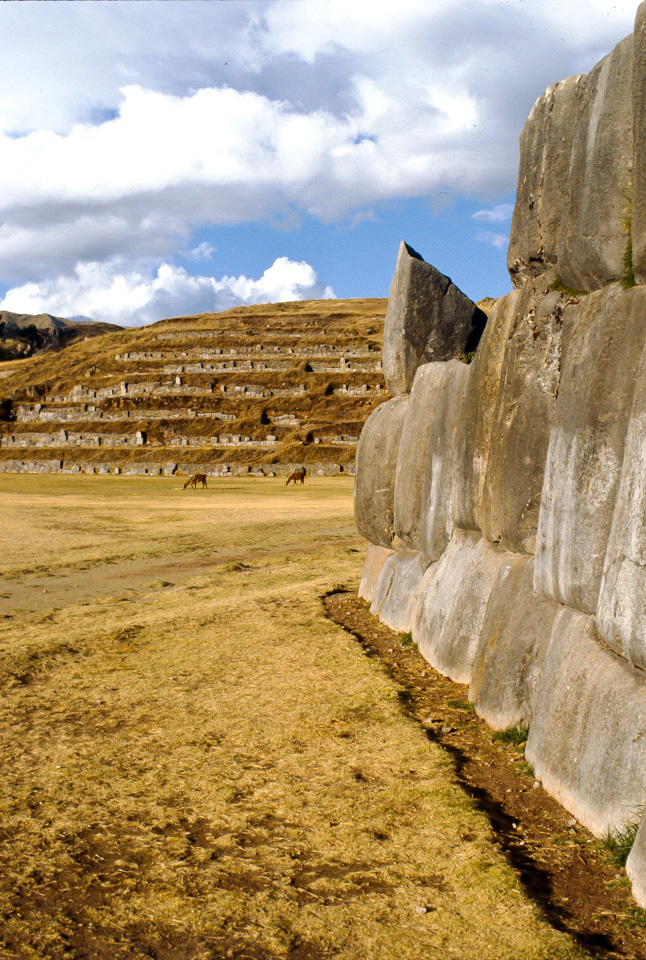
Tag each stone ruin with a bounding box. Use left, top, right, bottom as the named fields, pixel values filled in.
left=354, top=4, right=646, bottom=907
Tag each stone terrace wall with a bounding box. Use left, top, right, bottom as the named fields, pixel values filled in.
left=355, top=4, right=646, bottom=908
left=1, top=301, right=386, bottom=476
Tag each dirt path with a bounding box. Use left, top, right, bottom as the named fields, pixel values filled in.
left=0, top=556, right=218, bottom=614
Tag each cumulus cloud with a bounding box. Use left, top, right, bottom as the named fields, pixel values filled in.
left=473, top=204, right=514, bottom=223
left=475, top=230, right=508, bottom=250
left=187, top=242, right=216, bottom=261
left=0, top=0, right=637, bottom=291
left=0, top=257, right=335, bottom=327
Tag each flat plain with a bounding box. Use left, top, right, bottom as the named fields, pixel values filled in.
left=0, top=475, right=588, bottom=959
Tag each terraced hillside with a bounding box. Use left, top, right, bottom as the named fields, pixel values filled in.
left=0, top=298, right=388, bottom=478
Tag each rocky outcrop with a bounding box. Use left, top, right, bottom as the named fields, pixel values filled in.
left=0, top=310, right=120, bottom=360
left=382, top=241, right=486, bottom=394
left=355, top=5, right=646, bottom=909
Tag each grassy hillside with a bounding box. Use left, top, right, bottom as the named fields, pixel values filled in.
left=0, top=298, right=389, bottom=476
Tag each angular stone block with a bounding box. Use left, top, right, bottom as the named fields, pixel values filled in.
left=453, top=291, right=519, bottom=533
left=525, top=607, right=646, bottom=837
left=597, top=340, right=646, bottom=669
left=633, top=2, right=646, bottom=283
left=358, top=543, right=394, bottom=605
left=393, top=362, right=445, bottom=551
left=534, top=285, right=646, bottom=614
left=411, top=529, right=509, bottom=684
left=558, top=35, right=633, bottom=292
left=419, top=360, right=469, bottom=561
left=508, top=76, right=583, bottom=285
left=627, top=815, right=646, bottom=908
left=370, top=549, right=432, bottom=634
left=354, top=396, right=408, bottom=549
left=469, top=555, right=560, bottom=730
left=383, top=241, right=486, bottom=395
left=508, top=35, right=633, bottom=292
left=480, top=274, right=565, bottom=554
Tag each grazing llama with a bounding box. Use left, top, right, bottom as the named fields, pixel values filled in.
left=183, top=473, right=208, bottom=489
left=285, top=468, right=306, bottom=486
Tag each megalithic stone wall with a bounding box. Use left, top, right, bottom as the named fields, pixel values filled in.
left=354, top=2, right=646, bottom=909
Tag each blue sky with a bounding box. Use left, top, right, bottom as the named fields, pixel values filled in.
left=0, top=0, right=638, bottom=325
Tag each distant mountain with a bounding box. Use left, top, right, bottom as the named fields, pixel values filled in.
left=0, top=311, right=122, bottom=361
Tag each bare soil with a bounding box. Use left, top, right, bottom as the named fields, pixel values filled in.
left=324, top=591, right=646, bottom=960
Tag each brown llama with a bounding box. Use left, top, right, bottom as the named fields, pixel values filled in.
left=286, top=468, right=306, bottom=486
left=183, top=473, right=208, bottom=489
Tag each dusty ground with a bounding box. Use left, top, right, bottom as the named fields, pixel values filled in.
left=325, top=593, right=646, bottom=959
left=0, top=475, right=632, bottom=959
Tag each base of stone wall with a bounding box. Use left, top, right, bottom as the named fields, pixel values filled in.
left=361, top=533, right=646, bottom=908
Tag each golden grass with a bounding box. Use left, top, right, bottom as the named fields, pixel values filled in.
left=0, top=476, right=588, bottom=959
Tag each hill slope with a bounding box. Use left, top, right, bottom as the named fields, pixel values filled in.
left=0, top=298, right=388, bottom=477
left=0, top=311, right=122, bottom=361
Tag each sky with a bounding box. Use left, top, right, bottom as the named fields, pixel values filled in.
left=0, top=0, right=639, bottom=327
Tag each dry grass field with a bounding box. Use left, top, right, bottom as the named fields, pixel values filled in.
left=0, top=475, right=588, bottom=960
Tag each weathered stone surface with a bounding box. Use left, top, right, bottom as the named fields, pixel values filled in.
left=597, top=340, right=646, bottom=669
left=453, top=291, right=519, bottom=533
left=382, top=241, right=486, bottom=395
left=525, top=607, right=646, bottom=837
left=469, top=555, right=560, bottom=730
left=558, top=35, right=633, bottom=292
left=411, top=529, right=508, bottom=684
left=627, top=816, right=646, bottom=908
left=507, top=76, right=582, bottom=285
left=419, top=360, right=469, bottom=561
left=393, top=362, right=445, bottom=551
left=633, top=2, right=646, bottom=283
left=358, top=543, right=395, bottom=604
left=534, top=285, right=646, bottom=614
left=370, top=549, right=432, bottom=634
left=479, top=274, right=566, bottom=554
left=508, top=35, right=633, bottom=292
left=354, top=396, right=408, bottom=548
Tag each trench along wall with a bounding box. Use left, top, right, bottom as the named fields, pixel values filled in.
left=355, top=3, right=646, bottom=908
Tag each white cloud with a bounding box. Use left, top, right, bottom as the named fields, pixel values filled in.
left=0, top=257, right=335, bottom=327
left=475, top=229, right=508, bottom=250
left=473, top=203, right=514, bottom=223
left=0, top=0, right=637, bottom=287
left=188, top=242, right=216, bottom=261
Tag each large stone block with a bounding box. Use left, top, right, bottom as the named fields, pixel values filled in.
left=411, top=529, right=509, bottom=684
left=358, top=543, right=395, bottom=604
left=393, top=362, right=445, bottom=551
left=627, top=816, right=646, bottom=908
left=597, top=340, right=646, bottom=669
left=525, top=607, right=646, bottom=837
left=508, top=35, right=633, bottom=292
left=507, top=76, right=583, bottom=285
left=534, top=285, right=646, bottom=614
left=479, top=274, right=565, bottom=554
left=370, top=549, right=432, bottom=634
left=354, top=396, right=408, bottom=549
left=633, top=2, right=646, bottom=283
left=382, top=241, right=486, bottom=395
left=469, top=555, right=560, bottom=730
left=419, top=360, right=469, bottom=561
left=453, top=291, right=519, bottom=533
